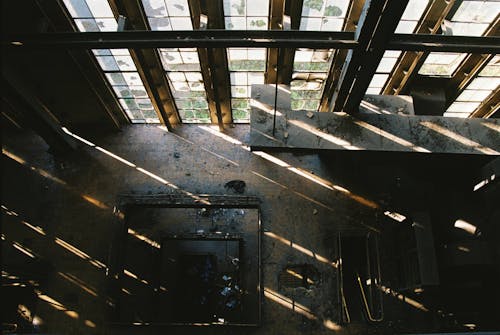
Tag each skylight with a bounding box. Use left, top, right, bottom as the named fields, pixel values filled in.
left=445, top=55, right=500, bottom=118
left=159, top=48, right=211, bottom=123
left=419, top=0, right=500, bottom=77
left=142, top=0, right=211, bottom=123
left=367, top=0, right=429, bottom=94
left=62, top=0, right=159, bottom=123
left=224, top=0, right=269, bottom=122
left=292, top=0, right=349, bottom=111
left=142, top=0, right=192, bottom=30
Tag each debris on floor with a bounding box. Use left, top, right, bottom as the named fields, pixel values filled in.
left=224, top=180, right=246, bottom=194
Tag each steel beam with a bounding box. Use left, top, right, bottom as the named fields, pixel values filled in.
left=278, top=0, right=303, bottom=85
left=331, top=0, right=409, bottom=113
left=5, top=31, right=499, bottom=53
left=265, top=0, right=285, bottom=84
left=197, top=0, right=232, bottom=124
left=388, top=34, right=500, bottom=53
left=1, top=72, right=77, bottom=153
left=344, top=0, right=410, bottom=113
left=319, top=0, right=365, bottom=112
left=188, top=0, right=223, bottom=127
left=110, top=0, right=179, bottom=128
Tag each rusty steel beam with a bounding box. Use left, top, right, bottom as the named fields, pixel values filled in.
left=342, top=0, right=410, bottom=113
left=331, top=0, right=409, bottom=113
left=320, top=0, right=365, bottom=112
left=109, top=0, right=179, bottom=129
left=188, top=0, right=223, bottom=128
left=200, top=0, right=232, bottom=124
left=470, top=89, right=499, bottom=119
left=5, top=30, right=500, bottom=53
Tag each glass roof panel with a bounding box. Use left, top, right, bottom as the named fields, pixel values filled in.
left=223, top=0, right=269, bottom=123
left=419, top=53, right=467, bottom=77
left=368, top=0, right=429, bottom=93
left=142, top=0, right=210, bottom=124
left=158, top=47, right=210, bottom=123
left=444, top=56, right=500, bottom=117
left=292, top=0, right=349, bottom=111
left=142, top=0, right=192, bottom=29
left=62, top=0, right=159, bottom=123
left=421, top=1, right=499, bottom=77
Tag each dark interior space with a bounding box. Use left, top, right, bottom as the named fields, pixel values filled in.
left=2, top=0, right=499, bottom=334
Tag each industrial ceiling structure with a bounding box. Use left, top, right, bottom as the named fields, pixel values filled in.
left=2, top=0, right=499, bottom=135
left=2, top=0, right=500, bottom=334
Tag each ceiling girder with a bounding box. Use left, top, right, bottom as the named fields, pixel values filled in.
left=7, top=30, right=499, bottom=53
left=2, top=72, right=77, bottom=153
left=331, top=0, right=409, bottom=113
left=109, top=0, right=178, bottom=128
left=188, top=0, right=224, bottom=128
left=319, top=0, right=366, bottom=112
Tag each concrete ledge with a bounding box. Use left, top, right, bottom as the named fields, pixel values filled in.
left=249, top=85, right=499, bottom=155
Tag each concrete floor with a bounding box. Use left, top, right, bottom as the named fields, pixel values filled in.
left=2, top=124, right=499, bottom=334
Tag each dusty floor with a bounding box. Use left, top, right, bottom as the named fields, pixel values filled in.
left=2, top=124, right=498, bottom=334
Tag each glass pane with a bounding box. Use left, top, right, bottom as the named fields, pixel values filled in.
left=456, top=89, right=491, bottom=102
left=85, top=0, right=114, bottom=17
left=401, top=0, right=429, bottom=21
left=170, top=17, right=193, bottom=30
left=122, top=72, right=143, bottom=86
left=142, top=0, right=167, bottom=17
left=395, top=20, right=418, bottom=33
left=106, top=72, right=126, bottom=85
left=369, top=74, right=389, bottom=88
left=468, top=77, right=500, bottom=90
left=62, top=0, right=159, bottom=124
left=148, top=17, right=171, bottom=30
left=63, top=0, right=92, bottom=17
left=419, top=53, right=467, bottom=76
left=96, top=56, right=119, bottom=71
left=166, top=0, right=190, bottom=16
left=453, top=1, right=500, bottom=24
left=447, top=101, right=481, bottom=113
left=376, top=57, right=398, bottom=73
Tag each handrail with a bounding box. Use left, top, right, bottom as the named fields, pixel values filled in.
left=357, top=273, right=383, bottom=322
left=337, top=232, right=350, bottom=324
left=341, top=287, right=351, bottom=324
